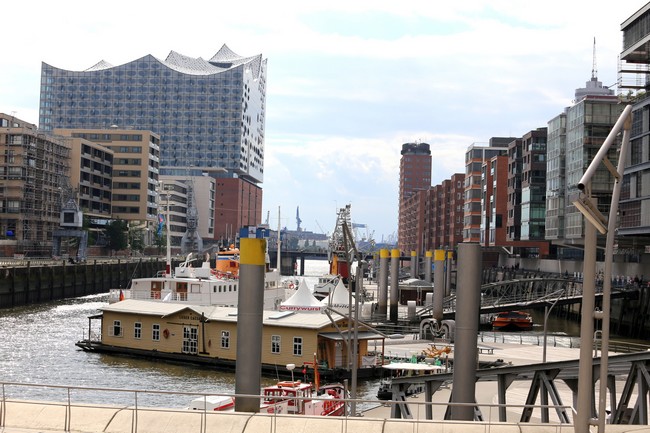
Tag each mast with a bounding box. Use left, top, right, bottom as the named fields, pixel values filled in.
left=276, top=206, right=281, bottom=272
left=163, top=183, right=172, bottom=277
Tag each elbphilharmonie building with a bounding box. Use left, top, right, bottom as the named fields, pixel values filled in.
left=39, top=45, right=267, bottom=184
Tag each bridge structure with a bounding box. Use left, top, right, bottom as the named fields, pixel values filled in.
left=411, top=277, right=640, bottom=321
left=388, top=350, right=650, bottom=426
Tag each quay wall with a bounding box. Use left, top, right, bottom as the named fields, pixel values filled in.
left=0, top=258, right=167, bottom=309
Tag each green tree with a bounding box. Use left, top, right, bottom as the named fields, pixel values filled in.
left=129, top=228, right=145, bottom=253
left=105, top=220, right=128, bottom=252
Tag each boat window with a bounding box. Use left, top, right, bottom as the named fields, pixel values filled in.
left=152, top=324, right=160, bottom=341
left=134, top=322, right=142, bottom=339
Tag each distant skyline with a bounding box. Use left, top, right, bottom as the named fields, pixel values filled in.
left=1, top=0, right=645, bottom=242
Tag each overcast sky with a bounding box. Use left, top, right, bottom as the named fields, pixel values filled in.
left=0, top=0, right=645, bottom=243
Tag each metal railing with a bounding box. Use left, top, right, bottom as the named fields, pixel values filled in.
left=0, top=380, right=578, bottom=433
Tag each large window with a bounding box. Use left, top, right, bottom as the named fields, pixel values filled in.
left=182, top=326, right=198, bottom=354
left=221, top=330, right=230, bottom=349
left=271, top=335, right=281, bottom=354
left=293, top=337, right=302, bottom=356
left=152, top=324, right=160, bottom=341
left=134, top=322, right=142, bottom=339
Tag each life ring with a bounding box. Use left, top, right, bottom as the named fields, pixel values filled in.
left=163, top=329, right=170, bottom=339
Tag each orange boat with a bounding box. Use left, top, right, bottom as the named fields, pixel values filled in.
left=491, top=311, right=533, bottom=331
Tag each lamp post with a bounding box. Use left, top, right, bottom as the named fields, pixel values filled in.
left=542, top=296, right=560, bottom=363
left=572, top=104, right=632, bottom=433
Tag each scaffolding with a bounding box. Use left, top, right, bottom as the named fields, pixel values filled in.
left=0, top=116, right=71, bottom=256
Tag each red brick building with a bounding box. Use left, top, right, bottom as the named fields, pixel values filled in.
left=214, top=178, right=262, bottom=244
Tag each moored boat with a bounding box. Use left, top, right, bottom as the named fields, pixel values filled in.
left=491, top=311, right=533, bottom=331
left=262, top=380, right=346, bottom=416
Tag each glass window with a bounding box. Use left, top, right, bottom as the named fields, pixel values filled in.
left=112, top=320, right=122, bottom=337
left=134, top=322, right=142, bottom=339
left=221, top=330, right=230, bottom=349
left=182, top=326, right=198, bottom=354
left=152, top=324, right=160, bottom=341
left=271, top=335, right=281, bottom=354
left=293, top=337, right=302, bottom=356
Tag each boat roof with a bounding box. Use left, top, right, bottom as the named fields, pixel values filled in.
left=100, top=299, right=343, bottom=329
left=382, top=362, right=445, bottom=371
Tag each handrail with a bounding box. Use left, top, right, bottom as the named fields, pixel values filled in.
left=0, top=380, right=577, bottom=433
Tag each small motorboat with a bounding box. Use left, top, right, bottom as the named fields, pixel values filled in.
left=491, top=311, right=533, bottom=331
left=187, top=395, right=235, bottom=411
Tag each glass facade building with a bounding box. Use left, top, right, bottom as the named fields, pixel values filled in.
left=39, top=45, right=267, bottom=184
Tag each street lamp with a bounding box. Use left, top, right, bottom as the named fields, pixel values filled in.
left=542, top=297, right=560, bottom=363
left=572, top=103, right=632, bottom=433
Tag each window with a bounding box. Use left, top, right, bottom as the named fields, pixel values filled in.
left=134, top=322, right=142, bottom=339
left=293, top=337, right=302, bottom=356
left=182, top=326, right=198, bottom=354
left=221, top=330, right=230, bottom=349
left=271, top=335, right=281, bottom=354
left=152, top=324, right=160, bottom=341
left=112, top=320, right=122, bottom=337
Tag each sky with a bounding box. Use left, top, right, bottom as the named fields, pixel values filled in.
left=0, top=0, right=646, bottom=243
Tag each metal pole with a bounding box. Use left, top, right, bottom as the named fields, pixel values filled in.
left=234, top=233, right=266, bottom=413
left=389, top=249, right=400, bottom=322
left=450, top=243, right=481, bottom=421
left=410, top=250, right=417, bottom=279
left=575, top=195, right=598, bottom=433
left=424, top=250, right=432, bottom=283
left=350, top=261, right=363, bottom=416
left=378, top=249, right=388, bottom=317
left=597, top=112, right=631, bottom=432
left=433, top=250, right=445, bottom=322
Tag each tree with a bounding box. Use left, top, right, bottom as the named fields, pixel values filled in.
left=105, top=220, right=128, bottom=252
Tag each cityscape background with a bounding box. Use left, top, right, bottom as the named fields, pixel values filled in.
left=1, top=1, right=645, bottom=249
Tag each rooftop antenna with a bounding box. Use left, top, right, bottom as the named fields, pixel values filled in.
left=592, top=37, right=598, bottom=80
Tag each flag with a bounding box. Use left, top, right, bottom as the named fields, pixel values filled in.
left=119, top=290, right=125, bottom=301
left=157, top=214, right=165, bottom=236
left=314, top=353, right=320, bottom=390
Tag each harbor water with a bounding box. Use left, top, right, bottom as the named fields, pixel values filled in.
left=0, top=259, right=628, bottom=409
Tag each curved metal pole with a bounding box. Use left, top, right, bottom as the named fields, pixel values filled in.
left=597, top=112, right=631, bottom=432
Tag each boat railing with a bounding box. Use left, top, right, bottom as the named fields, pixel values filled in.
left=0, top=380, right=577, bottom=433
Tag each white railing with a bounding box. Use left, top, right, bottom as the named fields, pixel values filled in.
left=0, top=381, right=580, bottom=433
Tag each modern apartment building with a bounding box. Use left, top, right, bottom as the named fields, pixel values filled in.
left=482, top=155, right=508, bottom=247
left=39, top=45, right=267, bottom=240
left=398, top=143, right=431, bottom=253
left=64, top=135, right=113, bottom=222
left=520, top=128, right=548, bottom=241
left=618, top=3, right=650, bottom=247
left=463, top=138, right=513, bottom=243
left=425, top=174, right=465, bottom=251
left=0, top=113, right=70, bottom=256
left=506, top=138, right=523, bottom=242
left=545, top=111, right=567, bottom=241
left=54, top=128, right=160, bottom=228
